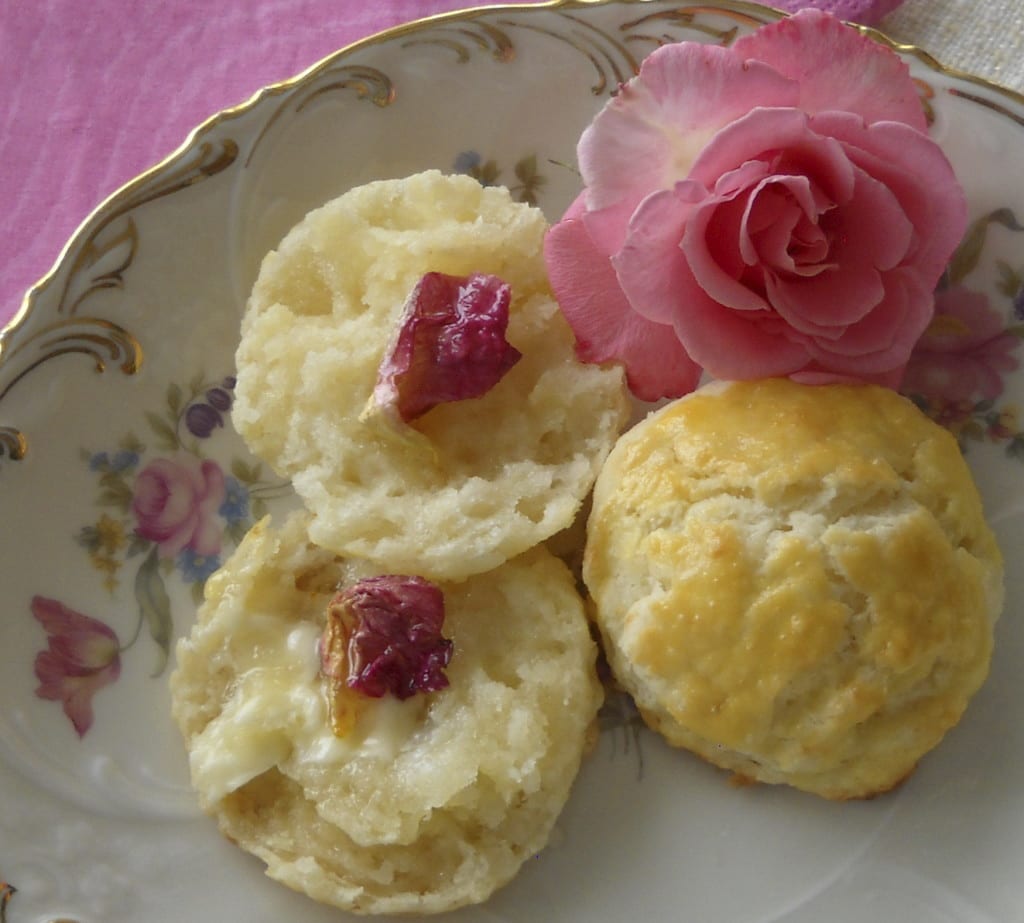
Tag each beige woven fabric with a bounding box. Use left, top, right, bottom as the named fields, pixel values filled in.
left=881, top=0, right=1024, bottom=94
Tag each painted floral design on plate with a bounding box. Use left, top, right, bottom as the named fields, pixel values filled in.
left=30, top=374, right=289, bottom=738
left=25, top=196, right=1024, bottom=747
left=901, top=208, right=1024, bottom=456
left=453, top=150, right=549, bottom=206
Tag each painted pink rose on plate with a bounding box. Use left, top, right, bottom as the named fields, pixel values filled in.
left=33, top=596, right=121, bottom=737
left=902, top=286, right=1020, bottom=404
left=544, top=9, right=967, bottom=400
left=132, top=454, right=226, bottom=558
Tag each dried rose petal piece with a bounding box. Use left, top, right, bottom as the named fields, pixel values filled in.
left=321, top=575, right=453, bottom=732
left=372, top=272, right=522, bottom=423
left=320, top=607, right=362, bottom=737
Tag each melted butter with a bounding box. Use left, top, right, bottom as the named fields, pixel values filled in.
left=190, top=612, right=425, bottom=801
left=356, top=694, right=426, bottom=760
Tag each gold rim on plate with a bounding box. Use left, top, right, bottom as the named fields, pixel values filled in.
left=0, top=0, right=1021, bottom=434
left=4, top=0, right=1022, bottom=344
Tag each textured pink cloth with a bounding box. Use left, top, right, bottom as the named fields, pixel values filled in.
left=0, top=0, right=541, bottom=329
left=0, top=0, right=899, bottom=329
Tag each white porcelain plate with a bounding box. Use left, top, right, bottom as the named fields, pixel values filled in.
left=2, top=2, right=1023, bottom=920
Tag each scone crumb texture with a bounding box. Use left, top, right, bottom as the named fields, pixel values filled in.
left=233, top=170, right=628, bottom=580
left=171, top=511, right=602, bottom=914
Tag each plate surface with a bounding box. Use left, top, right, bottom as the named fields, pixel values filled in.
left=2, top=2, right=1023, bottom=921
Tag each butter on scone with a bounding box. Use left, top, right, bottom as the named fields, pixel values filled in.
left=170, top=511, right=603, bottom=915
left=585, top=378, right=1004, bottom=800
left=233, top=170, right=628, bottom=581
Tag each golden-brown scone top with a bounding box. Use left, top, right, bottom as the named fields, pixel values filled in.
left=585, top=378, right=1004, bottom=800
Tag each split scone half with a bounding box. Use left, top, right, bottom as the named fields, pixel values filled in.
left=585, top=378, right=1004, bottom=800
left=170, top=511, right=603, bottom=915
left=233, top=169, right=628, bottom=581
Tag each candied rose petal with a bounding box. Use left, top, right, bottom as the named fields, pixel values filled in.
left=323, top=575, right=453, bottom=703
left=373, top=272, right=521, bottom=423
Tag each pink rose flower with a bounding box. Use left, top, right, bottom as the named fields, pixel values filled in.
left=901, top=286, right=1020, bottom=404
left=750, top=0, right=905, bottom=26
left=132, top=455, right=226, bottom=558
left=32, top=596, right=121, bottom=737
left=544, top=9, right=967, bottom=400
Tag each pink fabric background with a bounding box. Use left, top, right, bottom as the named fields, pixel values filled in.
left=0, top=0, right=546, bottom=330
left=0, top=0, right=896, bottom=330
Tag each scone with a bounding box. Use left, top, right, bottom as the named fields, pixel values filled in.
left=170, top=511, right=603, bottom=915
left=585, top=378, right=1004, bottom=800
left=233, top=170, right=628, bottom=581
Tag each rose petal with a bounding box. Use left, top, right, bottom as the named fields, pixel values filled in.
left=810, top=113, right=967, bottom=284
left=763, top=168, right=915, bottom=335
left=579, top=41, right=798, bottom=216
left=326, top=575, right=452, bottom=701
left=562, top=190, right=630, bottom=263
left=545, top=217, right=701, bottom=400
left=806, top=269, right=934, bottom=375
left=614, top=192, right=810, bottom=377
left=581, top=198, right=645, bottom=260
left=687, top=107, right=856, bottom=201
left=699, top=184, right=769, bottom=295
left=731, top=9, right=926, bottom=130
left=670, top=285, right=811, bottom=379
left=739, top=173, right=831, bottom=274
left=617, top=182, right=770, bottom=326
left=561, top=191, right=587, bottom=222
left=372, top=273, right=522, bottom=425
